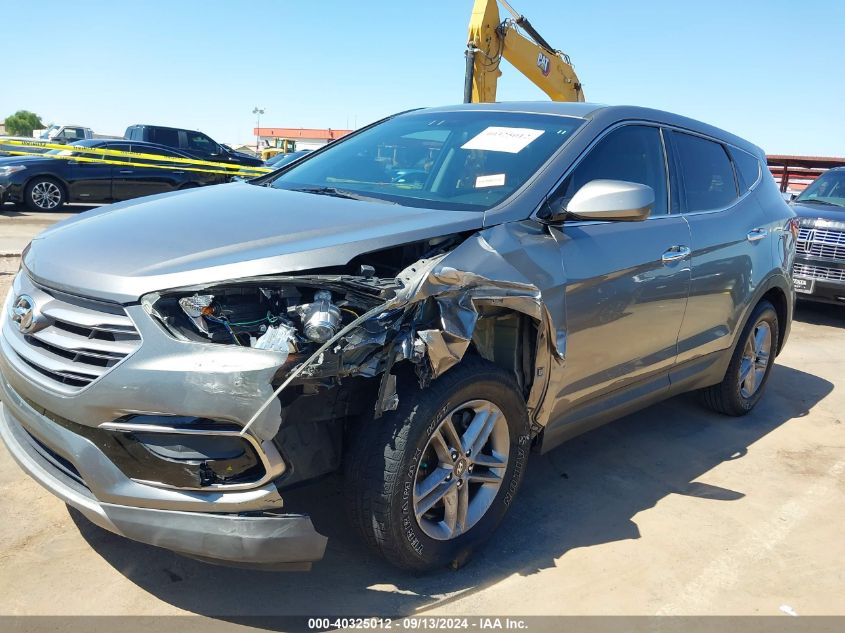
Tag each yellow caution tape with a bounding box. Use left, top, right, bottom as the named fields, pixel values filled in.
left=0, top=138, right=272, bottom=173
left=2, top=150, right=268, bottom=178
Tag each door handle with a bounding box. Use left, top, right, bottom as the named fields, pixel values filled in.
left=662, top=245, right=691, bottom=264
left=747, top=228, right=768, bottom=242
left=118, top=169, right=133, bottom=174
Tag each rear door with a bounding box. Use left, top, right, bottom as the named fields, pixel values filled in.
left=546, top=124, right=692, bottom=424
left=112, top=145, right=186, bottom=200
left=667, top=130, right=773, bottom=366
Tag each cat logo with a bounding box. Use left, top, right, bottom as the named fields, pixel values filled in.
left=537, top=52, right=551, bottom=76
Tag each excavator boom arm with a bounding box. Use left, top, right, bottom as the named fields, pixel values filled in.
left=464, top=0, right=584, bottom=103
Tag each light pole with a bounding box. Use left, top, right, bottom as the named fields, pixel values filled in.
left=252, top=106, right=265, bottom=155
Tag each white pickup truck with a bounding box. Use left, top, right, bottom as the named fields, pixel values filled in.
left=33, top=124, right=94, bottom=143
left=0, top=125, right=95, bottom=156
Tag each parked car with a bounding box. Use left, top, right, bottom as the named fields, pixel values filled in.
left=790, top=167, right=845, bottom=303
left=125, top=124, right=263, bottom=167
left=264, top=149, right=311, bottom=168
left=0, top=103, right=796, bottom=572
left=0, top=139, right=227, bottom=210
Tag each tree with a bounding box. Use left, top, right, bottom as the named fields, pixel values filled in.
left=4, top=110, right=44, bottom=137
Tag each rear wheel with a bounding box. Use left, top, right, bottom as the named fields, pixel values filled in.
left=702, top=300, right=779, bottom=416
left=24, top=178, right=65, bottom=211
left=344, top=358, right=530, bottom=571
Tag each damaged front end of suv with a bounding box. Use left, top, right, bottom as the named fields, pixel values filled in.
left=136, top=219, right=566, bottom=492
left=0, top=104, right=596, bottom=571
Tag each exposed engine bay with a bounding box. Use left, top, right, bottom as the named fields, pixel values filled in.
left=139, top=223, right=565, bottom=485
left=159, top=285, right=366, bottom=350
left=147, top=235, right=465, bottom=357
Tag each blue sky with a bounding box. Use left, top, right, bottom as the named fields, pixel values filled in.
left=3, top=0, right=843, bottom=155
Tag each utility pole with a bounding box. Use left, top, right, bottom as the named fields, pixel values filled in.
left=252, top=106, right=265, bottom=155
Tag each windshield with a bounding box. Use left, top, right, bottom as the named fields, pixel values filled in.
left=796, top=170, right=845, bottom=207
left=44, top=148, right=77, bottom=157
left=44, top=140, right=98, bottom=157
left=269, top=111, right=584, bottom=211
left=38, top=125, right=60, bottom=139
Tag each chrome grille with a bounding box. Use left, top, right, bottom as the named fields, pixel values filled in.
left=3, top=278, right=141, bottom=393
left=793, top=262, right=845, bottom=282
left=797, top=227, right=845, bottom=261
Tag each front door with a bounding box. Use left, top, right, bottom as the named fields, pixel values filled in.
left=64, top=145, right=114, bottom=202
left=545, top=124, right=692, bottom=419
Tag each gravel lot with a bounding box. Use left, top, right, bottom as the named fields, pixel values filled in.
left=0, top=242, right=843, bottom=619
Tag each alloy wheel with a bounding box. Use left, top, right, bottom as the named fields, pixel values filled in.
left=412, top=399, right=510, bottom=541
left=739, top=320, right=772, bottom=398
left=31, top=181, right=62, bottom=209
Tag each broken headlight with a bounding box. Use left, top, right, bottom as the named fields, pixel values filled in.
left=144, top=282, right=362, bottom=352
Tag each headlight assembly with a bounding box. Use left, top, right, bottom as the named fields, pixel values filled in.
left=143, top=280, right=373, bottom=353
left=0, top=165, right=26, bottom=177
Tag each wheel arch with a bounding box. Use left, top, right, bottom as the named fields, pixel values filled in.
left=760, top=284, right=790, bottom=355
left=467, top=310, right=539, bottom=402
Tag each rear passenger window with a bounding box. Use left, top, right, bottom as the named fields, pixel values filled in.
left=150, top=128, right=179, bottom=148
left=673, top=132, right=737, bottom=212
left=730, top=147, right=761, bottom=192
left=556, top=125, right=668, bottom=215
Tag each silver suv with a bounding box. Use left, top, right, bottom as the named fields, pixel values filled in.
left=0, top=103, right=797, bottom=571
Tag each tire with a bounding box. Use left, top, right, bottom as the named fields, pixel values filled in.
left=702, top=300, right=779, bottom=416
left=344, top=357, right=531, bottom=571
left=24, top=177, right=65, bottom=211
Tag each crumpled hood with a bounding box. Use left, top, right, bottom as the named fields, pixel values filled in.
left=24, top=182, right=484, bottom=303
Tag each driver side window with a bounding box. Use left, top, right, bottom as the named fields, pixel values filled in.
left=555, top=125, right=668, bottom=216
left=186, top=131, right=219, bottom=155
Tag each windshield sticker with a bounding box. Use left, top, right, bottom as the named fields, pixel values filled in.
left=461, top=127, right=545, bottom=153
left=475, top=174, right=506, bottom=188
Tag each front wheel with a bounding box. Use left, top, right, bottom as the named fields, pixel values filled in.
left=24, top=178, right=65, bottom=211
left=344, top=357, right=531, bottom=571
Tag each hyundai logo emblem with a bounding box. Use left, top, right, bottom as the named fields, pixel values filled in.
left=11, top=294, right=36, bottom=333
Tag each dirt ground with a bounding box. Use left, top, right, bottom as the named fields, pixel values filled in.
left=0, top=251, right=843, bottom=619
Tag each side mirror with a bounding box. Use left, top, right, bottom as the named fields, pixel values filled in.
left=539, top=179, right=654, bottom=224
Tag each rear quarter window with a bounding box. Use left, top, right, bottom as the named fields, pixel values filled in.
left=730, top=147, right=762, bottom=192
left=673, top=131, right=738, bottom=212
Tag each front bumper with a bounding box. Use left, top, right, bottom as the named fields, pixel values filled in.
left=793, top=258, right=845, bottom=305
left=0, top=180, right=23, bottom=204
left=796, top=279, right=845, bottom=305
left=0, top=377, right=327, bottom=569
left=0, top=272, right=328, bottom=567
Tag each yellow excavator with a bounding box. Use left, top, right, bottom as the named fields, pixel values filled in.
left=260, top=139, right=298, bottom=162
left=464, top=0, right=584, bottom=103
